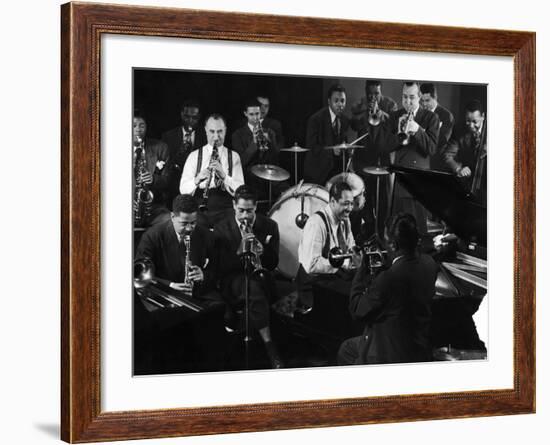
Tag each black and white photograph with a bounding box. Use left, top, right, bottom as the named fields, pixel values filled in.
left=132, top=69, right=488, bottom=375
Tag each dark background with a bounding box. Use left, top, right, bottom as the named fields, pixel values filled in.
left=134, top=68, right=487, bottom=156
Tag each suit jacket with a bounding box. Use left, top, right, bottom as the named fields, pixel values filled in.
left=161, top=126, right=207, bottom=167
left=262, top=117, right=284, bottom=149
left=231, top=124, right=279, bottom=168
left=135, top=220, right=218, bottom=296
left=349, top=252, right=439, bottom=364
left=370, top=107, right=440, bottom=170
left=303, top=107, right=350, bottom=184
left=443, top=127, right=487, bottom=206
left=135, top=138, right=171, bottom=205
left=214, top=213, right=280, bottom=285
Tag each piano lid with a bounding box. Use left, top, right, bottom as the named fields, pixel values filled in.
left=390, top=166, right=487, bottom=246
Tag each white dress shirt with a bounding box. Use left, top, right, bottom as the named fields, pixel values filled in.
left=298, top=204, right=355, bottom=275
left=179, top=144, right=244, bottom=196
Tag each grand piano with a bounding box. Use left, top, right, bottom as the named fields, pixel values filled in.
left=275, top=165, right=488, bottom=365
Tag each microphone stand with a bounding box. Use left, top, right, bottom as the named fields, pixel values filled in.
left=241, top=251, right=253, bottom=370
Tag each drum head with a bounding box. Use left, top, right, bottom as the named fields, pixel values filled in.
left=268, top=184, right=328, bottom=278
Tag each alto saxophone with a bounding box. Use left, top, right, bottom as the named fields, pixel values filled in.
left=397, top=110, right=414, bottom=146
left=133, top=136, right=154, bottom=226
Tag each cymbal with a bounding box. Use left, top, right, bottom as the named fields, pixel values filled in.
left=250, top=164, right=290, bottom=182
left=326, top=172, right=365, bottom=197
left=281, top=144, right=309, bottom=153
left=324, top=143, right=364, bottom=150
left=362, top=166, right=390, bottom=176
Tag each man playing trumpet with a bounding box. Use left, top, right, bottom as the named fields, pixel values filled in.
left=367, top=81, right=440, bottom=235
left=214, top=185, right=284, bottom=369
left=180, top=114, right=244, bottom=228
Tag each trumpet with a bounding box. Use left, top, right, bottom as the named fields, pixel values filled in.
left=239, top=220, right=268, bottom=277
left=367, top=98, right=382, bottom=126
left=199, top=141, right=220, bottom=212
left=397, top=110, right=414, bottom=145
left=255, top=121, right=269, bottom=153
left=133, top=136, right=154, bottom=226
left=328, top=241, right=387, bottom=271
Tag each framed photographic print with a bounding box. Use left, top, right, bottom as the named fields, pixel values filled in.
left=61, top=2, right=535, bottom=442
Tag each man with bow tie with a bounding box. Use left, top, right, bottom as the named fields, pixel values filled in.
left=213, top=185, right=284, bottom=369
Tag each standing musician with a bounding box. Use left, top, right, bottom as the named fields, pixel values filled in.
left=350, top=79, right=398, bottom=134
left=443, top=99, right=487, bottom=206
left=179, top=114, right=244, bottom=228
left=338, top=213, right=439, bottom=365
left=303, top=84, right=350, bottom=185
left=298, top=182, right=362, bottom=306
left=133, top=111, right=171, bottom=228
left=232, top=98, right=279, bottom=168
left=257, top=93, right=285, bottom=149
left=162, top=99, right=206, bottom=209
left=214, top=185, right=284, bottom=369
left=419, top=83, right=455, bottom=171
left=368, top=81, right=440, bottom=235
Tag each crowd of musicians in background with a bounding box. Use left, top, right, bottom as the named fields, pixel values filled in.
left=133, top=79, right=487, bottom=369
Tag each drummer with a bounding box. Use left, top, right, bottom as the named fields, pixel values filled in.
left=298, top=181, right=361, bottom=305
left=326, top=173, right=374, bottom=247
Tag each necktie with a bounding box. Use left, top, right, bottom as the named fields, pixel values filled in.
left=333, top=117, right=341, bottom=138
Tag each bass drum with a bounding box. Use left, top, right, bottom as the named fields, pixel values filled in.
left=268, top=184, right=329, bottom=278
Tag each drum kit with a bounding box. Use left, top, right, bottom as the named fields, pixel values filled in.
left=251, top=135, right=392, bottom=278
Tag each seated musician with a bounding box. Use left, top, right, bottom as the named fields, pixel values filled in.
left=133, top=111, right=171, bottom=228
left=179, top=114, right=244, bottom=228
left=337, top=213, right=439, bottom=365
left=134, top=194, right=226, bottom=373
left=213, top=185, right=284, bottom=369
left=161, top=99, right=206, bottom=209
left=443, top=100, right=487, bottom=206
left=367, top=81, right=440, bottom=235
left=303, top=84, right=350, bottom=185
left=135, top=194, right=224, bottom=308
left=297, top=181, right=362, bottom=306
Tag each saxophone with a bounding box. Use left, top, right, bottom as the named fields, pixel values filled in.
left=397, top=110, right=414, bottom=145
left=133, top=136, right=154, bottom=226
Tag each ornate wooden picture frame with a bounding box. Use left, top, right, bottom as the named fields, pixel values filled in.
left=61, top=2, right=535, bottom=442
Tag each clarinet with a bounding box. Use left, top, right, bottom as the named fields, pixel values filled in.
left=199, top=141, right=220, bottom=212
left=183, top=232, right=194, bottom=294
